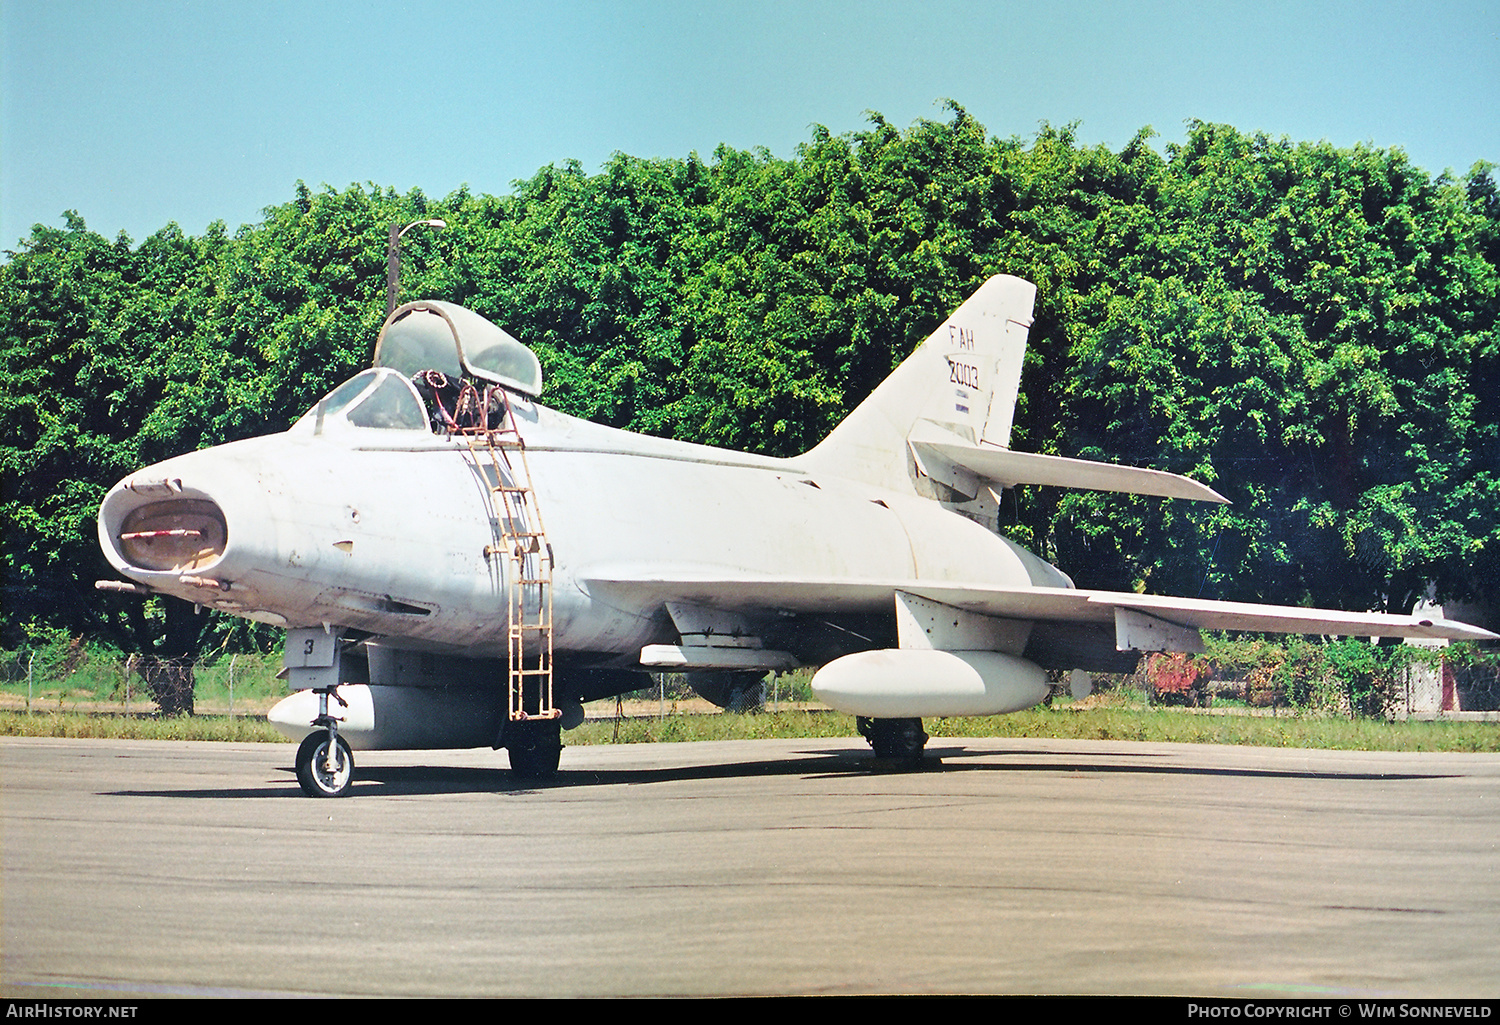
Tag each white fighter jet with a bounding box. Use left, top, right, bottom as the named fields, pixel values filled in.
left=97, top=275, right=1495, bottom=795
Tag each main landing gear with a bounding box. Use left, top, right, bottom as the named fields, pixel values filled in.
left=857, top=716, right=930, bottom=767
left=502, top=717, right=563, bottom=779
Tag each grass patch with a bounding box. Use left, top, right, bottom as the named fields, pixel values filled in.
left=566, top=703, right=1500, bottom=753
left=2, top=703, right=1496, bottom=753
left=0, top=645, right=290, bottom=715
left=0, top=710, right=286, bottom=742
left=923, top=706, right=1500, bottom=752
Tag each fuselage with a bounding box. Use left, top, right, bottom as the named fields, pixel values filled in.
left=98, top=379, right=1069, bottom=668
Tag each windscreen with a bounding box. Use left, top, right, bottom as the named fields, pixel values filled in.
left=292, top=369, right=430, bottom=433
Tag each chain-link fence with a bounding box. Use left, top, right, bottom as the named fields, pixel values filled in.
left=3, top=638, right=1495, bottom=721
left=1398, top=658, right=1500, bottom=717
left=0, top=647, right=284, bottom=717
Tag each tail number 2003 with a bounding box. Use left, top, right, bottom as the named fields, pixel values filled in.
left=948, top=357, right=980, bottom=390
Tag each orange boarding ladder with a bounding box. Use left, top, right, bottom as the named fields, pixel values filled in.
left=459, top=386, right=558, bottom=724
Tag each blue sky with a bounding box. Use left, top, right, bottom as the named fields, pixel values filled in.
left=3, top=0, right=1497, bottom=250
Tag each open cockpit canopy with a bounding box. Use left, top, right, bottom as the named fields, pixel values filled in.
left=373, top=300, right=543, bottom=398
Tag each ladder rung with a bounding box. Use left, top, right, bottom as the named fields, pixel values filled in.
left=471, top=427, right=556, bottom=729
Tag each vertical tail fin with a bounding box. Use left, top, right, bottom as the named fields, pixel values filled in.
left=801, top=275, right=1037, bottom=495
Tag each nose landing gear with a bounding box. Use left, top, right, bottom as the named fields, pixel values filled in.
left=293, top=681, right=354, bottom=797
left=295, top=730, right=354, bottom=797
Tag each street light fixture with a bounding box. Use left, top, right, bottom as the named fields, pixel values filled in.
left=386, top=218, right=447, bottom=316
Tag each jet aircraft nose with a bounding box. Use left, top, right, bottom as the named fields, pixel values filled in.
left=98, top=441, right=281, bottom=620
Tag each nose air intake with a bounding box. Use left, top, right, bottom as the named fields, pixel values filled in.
left=116, top=498, right=227, bottom=572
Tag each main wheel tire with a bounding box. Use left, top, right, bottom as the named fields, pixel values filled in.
left=505, top=719, right=562, bottom=779
left=857, top=716, right=928, bottom=764
left=295, top=732, right=354, bottom=797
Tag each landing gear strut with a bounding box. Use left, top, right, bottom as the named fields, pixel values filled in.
left=857, top=716, right=929, bottom=766
left=503, top=717, right=562, bottom=778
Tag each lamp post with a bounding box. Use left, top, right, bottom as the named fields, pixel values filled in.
left=386, top=218, right=447, bottom=317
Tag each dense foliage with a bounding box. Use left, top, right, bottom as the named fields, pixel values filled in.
left=3, top=107, right=1496, bottom=656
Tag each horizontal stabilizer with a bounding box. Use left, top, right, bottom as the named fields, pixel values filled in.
left=908, top=421, right=1228, bottom=504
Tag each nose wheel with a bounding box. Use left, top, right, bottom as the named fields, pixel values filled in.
left=295, top=731, right=354, bottom=797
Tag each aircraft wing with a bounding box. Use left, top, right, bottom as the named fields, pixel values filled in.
left=579, top=567, right=1497, bottom=644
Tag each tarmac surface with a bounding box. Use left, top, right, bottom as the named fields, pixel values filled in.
left=2, top=733, right=1497, bottom=997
